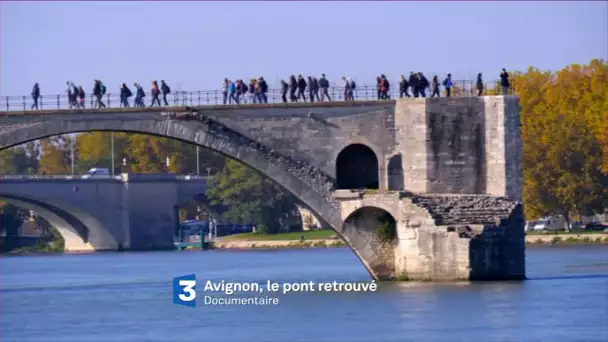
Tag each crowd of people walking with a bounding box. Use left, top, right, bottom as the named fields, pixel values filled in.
left=27, top=70, right=511, bottom=110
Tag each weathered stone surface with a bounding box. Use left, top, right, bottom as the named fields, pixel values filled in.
left=410, top=194, right=520, bottom=226
left=338, top=191, right=525, bottom=281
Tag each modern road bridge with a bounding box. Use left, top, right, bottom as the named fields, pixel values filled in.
left=0, top=173, right=208, bottom=251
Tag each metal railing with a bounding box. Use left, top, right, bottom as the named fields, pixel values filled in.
left=0, top=80, right=516, bottom=112
left=0, top=173, right=209, bottom=181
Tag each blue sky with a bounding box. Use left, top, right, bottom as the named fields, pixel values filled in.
left=1, top=1, right=606, bottom=96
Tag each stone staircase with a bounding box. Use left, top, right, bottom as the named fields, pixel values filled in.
left=410, top=195, right=520, bottom=226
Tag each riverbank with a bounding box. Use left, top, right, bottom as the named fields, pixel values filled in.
left=211, top=233, right=608, bottom=250
left=526, top=233, right=608, bottom=245
left=4, top=232, right=607, bottom=255
left=213, top=239, right=346, bottom=249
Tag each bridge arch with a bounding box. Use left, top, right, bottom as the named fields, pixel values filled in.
left=342, top=206, right=398, bottom=279
left=335, top=144, right=379, bottom=189
left=0, top=195, right=117, bottom=251
left=0, top=116, right=392, bottom=274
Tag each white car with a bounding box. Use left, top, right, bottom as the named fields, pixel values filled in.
left=81, top=168, right=111, bottom=179
left=532, top=217, right=566, bottom=231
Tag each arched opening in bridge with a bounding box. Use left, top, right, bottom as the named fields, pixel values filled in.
left=335, top=144, right=379, bottom=189
left=0, top=198, right=80, bottom=252
left=342, top=206, right=397, bottom=279
left=343, top=207, right=397, bottom=242
left=387, top=154, right=404, bottom=191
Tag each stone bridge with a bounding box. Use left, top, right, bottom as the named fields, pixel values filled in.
left=0, top=174, right=208, bottom=251
left=0, top=96, right=525, bottom=281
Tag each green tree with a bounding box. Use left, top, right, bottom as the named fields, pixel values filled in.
left=0, top=203, right=30, bottom=249
left=0, top=143, right=40, bottom=174
left=207, top=159, right=299, bottom=234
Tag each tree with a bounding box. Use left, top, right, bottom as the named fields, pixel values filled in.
left=0, top=203, right=30, bottom=249
left=75, top=132, right=129, bottom=174
left=39, top=137, right=70, bottom=174
left=515, top=60, right=608, bottom=227
left=207, top=159, right=299, bottom=234
left=0, top=144, right=39, bottom=174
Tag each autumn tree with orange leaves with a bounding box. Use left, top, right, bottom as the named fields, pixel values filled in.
left=489, top=59, right=607, bottom=226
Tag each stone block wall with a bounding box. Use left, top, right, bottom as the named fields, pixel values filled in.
left=337, top=192, right=525, bottom=281
left=209, top=103, right=396, bottom=190
left=393, top=96, right=522, bottom=200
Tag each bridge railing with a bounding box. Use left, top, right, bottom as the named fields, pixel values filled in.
left=0, top=174, right=209, bottom=181
left=0, top=174, right=106, bottom=180
left=0, top=80, right=516, bottom=112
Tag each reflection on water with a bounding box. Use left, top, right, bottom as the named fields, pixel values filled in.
left=1, top=246, right=607, bottom=342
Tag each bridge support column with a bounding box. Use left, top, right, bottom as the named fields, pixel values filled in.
left=119, top=175, right=179, bottom=251
left=335, top=191, right=526, bottom=281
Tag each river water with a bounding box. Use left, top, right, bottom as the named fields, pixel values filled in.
left=1, top=246, right=607, bottom=342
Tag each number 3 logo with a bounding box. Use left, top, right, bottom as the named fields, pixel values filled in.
left=173, top=274, right=196, bottom=307
left=179, top=280, right=196, bottom=301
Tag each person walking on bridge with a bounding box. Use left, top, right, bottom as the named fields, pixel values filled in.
left=228, top=80, right=238, bottom=104
left=379, top=74, right=390, bottom=99
left=443, top=73, right=453, bottom=97
left=31, top=83, right=40, bottom=110
left=310, top=76, right=320, bottom=102
left=476, top=73, right=484, bottom=96
left=249, top=79, right=257, bottom=103
left=308, top=76, right=316, bottom=103
left=280, top=79, right=288, bottom=103
left=160, top=80, right=171, bottom=106
left=77, top=86, right=86, bottom=108
left=409, top=72, right=419, bottom=98
left=417, top=72, right=429, bottom=98
left=297, top=75, right=307, bottom=102
left=237, top=80, right=248, bottom=104
left=93, top=80, right=107, bottom=108
left=253, top=80, right=263, bottom=104
left=120, top=83, right=132, bottom=107
left=342, top=77, right=354, bottom=101
left=399, top=75, right=410, bottom=98
left=500, top=68, right=510, bottom=95
left=258, top=77, right=268, bottom=103
left=134, top=83, right=145, bottom=107
left=67, top=82, right=79, bottom=108
left=221, top=78, right=229, bottom=105
left=150, top=81, right=161, bottom=107
left=430, top=75, right=440, bottom=98
left=319, top=73, right=331, bottom=102
left=289, top=75, right=298, bottom=102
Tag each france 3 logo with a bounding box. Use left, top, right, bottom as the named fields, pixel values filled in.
left=173, top=274, right=196, bottom=307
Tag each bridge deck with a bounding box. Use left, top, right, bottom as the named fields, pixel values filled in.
left=0, top=100, right=396, bottom=116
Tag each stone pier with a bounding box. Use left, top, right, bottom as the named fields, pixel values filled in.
left=336, top=191, right=525, bottom=281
